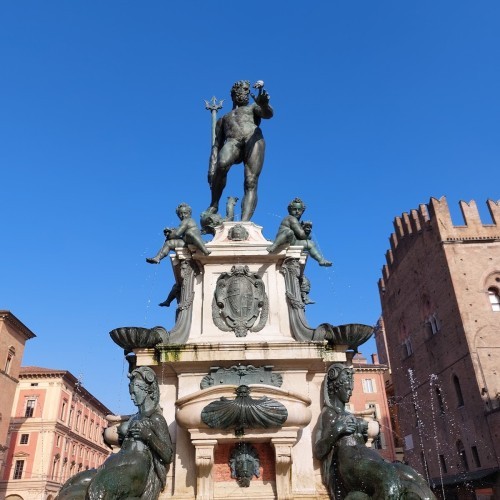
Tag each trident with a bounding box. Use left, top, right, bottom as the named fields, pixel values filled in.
left=204, top=96, right=223, bottom=146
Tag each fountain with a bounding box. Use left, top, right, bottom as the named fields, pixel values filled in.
left=56, top=79, right=436, bottom=499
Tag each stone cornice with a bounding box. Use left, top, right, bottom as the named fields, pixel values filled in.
left=353, top=364, right=388, bottom=373
left=0, top=310, right=36, bottom=340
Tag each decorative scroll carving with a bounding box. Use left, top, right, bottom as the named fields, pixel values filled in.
left=201, top=385, right=288, bottom=436
left=280, top=258, right=316, bottom=342
left=200, top=365, right=283, bottom=389
left=229, top=443, right=260, bottom=487
left=167, top=259, right=198, bottom=343
left=212, top=265, right=268, bottom=337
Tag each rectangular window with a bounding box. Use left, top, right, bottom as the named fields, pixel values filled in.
left=56, top=435, right=61, bottom=447
left=20, top=433, right=29, bottom=445
left=366, top=402, right=381, bottom=419
left=459, top=448, right=469, bottom=471
left=13, top=460, right=24, bottom=479
left=60, top=400, right=67, bottom=420
left=404, top=434, right=414, bottom=450
left=25, top=399, right=36, bottom=417
left=362, top=379, right=376, bottom=393
left=439, top=454, right=447, bottom=473
left=471, top=446, right=481, bottom=467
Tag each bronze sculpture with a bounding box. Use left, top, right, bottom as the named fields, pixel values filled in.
left=267, top=198, right=332, bottom=266
left=56, top=367, right=173, bottom=500
left=200, top=195, right=238, bottom=235
left=229, top=442, right=261, bottom=487
left=207, top=80, right=273, bottom=221
left=146, top=203, right=210, bottom=264
left=315, top=363, right=436, bottom=500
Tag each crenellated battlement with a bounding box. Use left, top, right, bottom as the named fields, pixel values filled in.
left=379, top=197, right=500, bottom=290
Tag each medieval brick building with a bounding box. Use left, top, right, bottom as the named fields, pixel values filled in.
left=378, top=197, right=500, bottom=499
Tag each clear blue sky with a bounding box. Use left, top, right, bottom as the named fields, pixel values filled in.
left=1, top=2, right=499, bottom=413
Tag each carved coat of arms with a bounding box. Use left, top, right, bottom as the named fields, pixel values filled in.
left=212, top=265, right=268, bottom=337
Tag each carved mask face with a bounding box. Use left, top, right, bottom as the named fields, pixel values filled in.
left=235, top=455, right=254, bottom=486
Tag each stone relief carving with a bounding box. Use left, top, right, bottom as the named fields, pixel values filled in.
left=212, top=265, right=268, bottom=337
left=200, top=365, right=283, bottom=389
left=201, top=385, right=288, bottom=437
left=228, top=223, right=249, bottom=241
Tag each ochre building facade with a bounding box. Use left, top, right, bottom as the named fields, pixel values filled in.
left=0, top=312, right=36, bottom=477
left=0, top=367, right=112, bottom=500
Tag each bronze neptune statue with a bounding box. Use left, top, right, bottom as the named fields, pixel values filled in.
left=56, top=367, right=173, bottom=500
left=315, top=363, right=436, bottom=500
left=207, top=80, right=273, bottom=221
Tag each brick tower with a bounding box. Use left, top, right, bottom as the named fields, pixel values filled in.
left=378, top=197, right=500, bottom=498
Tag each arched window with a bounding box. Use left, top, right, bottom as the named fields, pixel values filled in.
left=4, top=346, right=15, bottom=374
left=428, top=313, right=440, bottom=335
left=487, top=287, right=500, bottom=311
left=453, top=375, right=464, bottom=407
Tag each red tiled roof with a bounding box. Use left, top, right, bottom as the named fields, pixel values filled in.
left=20, top=366, right=67, bottom=374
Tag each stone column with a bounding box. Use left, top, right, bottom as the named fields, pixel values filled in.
left=193, top=439, right=217, bottom=500
left=271, top=437, right=295, bottom=500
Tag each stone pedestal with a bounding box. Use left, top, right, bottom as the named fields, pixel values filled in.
left=133, top=221, right=344, bottom=499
